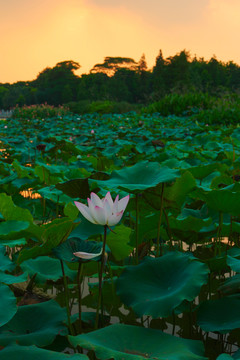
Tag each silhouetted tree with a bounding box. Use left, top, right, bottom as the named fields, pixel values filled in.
left=90, top=57, right=138, bottom=76
left=152, top=49, right=166, bottom=97
left=165, top=50, right=191, bottom=90
left=33, top=60, right=80, bottom=105
left=138, top=54, right=147, bottom=72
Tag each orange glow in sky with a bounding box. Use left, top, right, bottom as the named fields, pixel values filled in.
left=0, top=0, right=239, bottom=83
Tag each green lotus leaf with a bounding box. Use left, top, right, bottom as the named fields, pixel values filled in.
left=205, top=254, right=228, bottom=272
left=0, top=237, right=27, bottom=247
left=218, top=274, right=240, bottom=295
left=0, top=220, right=29, bottom=239
left=0, top=284, right=17, bottom=327
left=233, top=349, right=240, bottom=360
left=200, top=189, right=240, bottom=216
left=218, top=351, right=240, bottom=360
left=210, top=174, right=233, bottom=189
left=216, top=355, right=233, bottom=360
left=0, top=271, right=27, bottom=284
left=12, top=159, right=34, bottom=178
left=0, top=193, right=42, bottom=240
left=169, top=209, right=212, bottom=233
left=20, top=256, right=76, bottom=282
left=69, top=323, right=207, bottom=360
left=70, top=311, right=110, bottom=327
left=227, top=247, right=240, bottom=258
left=227, top=256, right=240, bottom=273
left=53, top=237, right=107, bottom=263
left=89, top=161, right=180, bottom=194
left=0, top=245, right=14, bottom=272
left=64, top=202, right=79, bottom=220
left=38, top=186, right=73, bottom=205
left=188, top=163, right=224, bottom=180
left=129, top=212, right=162, bottom=246
left=35, top=162, right=65, bottom=175
left=0, top=300, right=68, bottom=346
left=143, top=171, right=196, bottom=211
left=0, top=173, right=17, bottom=185
left=69, top=214, right=104, bottom=240
left=56, top=178, right=90, bottom=199
left=11, top=177, right=38, bottom=191
left=83, top=278, right=122, bottom=314
left=117, top=251, right=209, bottom=318
left=0, top=344, right=88, bottom=360
left=197, top=295, right=240, bottom=333
left=34, top=164, right=63, bottom=185
left=18, top=217, right=75, bottom=264
left=106, top=224, right=133, bottom=261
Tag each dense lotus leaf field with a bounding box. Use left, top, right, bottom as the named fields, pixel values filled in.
left=1, top=112, right=240, bottom=359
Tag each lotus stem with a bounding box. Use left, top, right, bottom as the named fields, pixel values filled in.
left=172, top=311, right=176, bottom=336
left=107, top=260, right=115, bottom=297
left=163, top=208, right=173, bottom=250
left=156, top=183, right=164, bottom=257
left=77, top=262, right=84, bottom=333
left=56, top=195, right=59, bottom=218
left=95, top=225, right=108, bottom=329
left=60, top=259, right=75, bottom=335
left=215, top=211, right=223, bottom=257
left=135, top=194, right=139, bottom=264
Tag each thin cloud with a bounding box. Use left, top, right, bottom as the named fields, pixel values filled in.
left=86, top=0, right=209, bottom=24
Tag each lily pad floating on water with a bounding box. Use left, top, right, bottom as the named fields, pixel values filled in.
left=116, top=251, right=209, bottom=318
left=0, top=344, right=88, bottom=360
left=197, top=295, right=240, bottom=333
left=68, top=323, right=207, bottom=360
left=0, top=299, right=68, bottom=347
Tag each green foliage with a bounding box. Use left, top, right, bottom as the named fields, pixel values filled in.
left=1, top=112, right=240, bottom=357
left=142, top=92, right=214, bottom=116
left=0, top=284, right=17, bottom=327
left=0, top=344, right=88, bottom=360
left=67, top=100, right=142, bottom=114
left=197, top=295, right=240, bottom=333
left=12, top=104, right=71, bottom=119
left=0, top=300, right=68, bottom=347
left=116, top=252, right=209, bottom=318
left=69, top=323, right=207, bottom=360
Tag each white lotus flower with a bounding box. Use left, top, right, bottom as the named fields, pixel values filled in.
left=74, top=192, right=129, bottom=226
left=73, top=248, right=102, bottom=260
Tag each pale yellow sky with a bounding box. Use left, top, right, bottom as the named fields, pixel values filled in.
left=0, top=0, right=239, bottom=83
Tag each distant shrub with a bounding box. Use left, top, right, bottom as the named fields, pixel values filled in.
left=194, top=98, right=240, bottom=125
left=12, top=104, right=70, bottom=119
left=89, top=101, right=114, bottom=114
left=111, top=101, right=142, bottom=114
left=142, top=92, right=214, bottom=116
left=67, top=100, right=142, bottom=114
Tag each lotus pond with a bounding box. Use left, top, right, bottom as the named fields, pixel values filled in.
left=1, top=112, right=240, bottom=359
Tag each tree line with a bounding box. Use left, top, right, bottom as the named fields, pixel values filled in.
left=0, top=50, right=240, bottom=110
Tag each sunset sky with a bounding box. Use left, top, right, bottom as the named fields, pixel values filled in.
left=0, top=0, right=240, bottom=83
